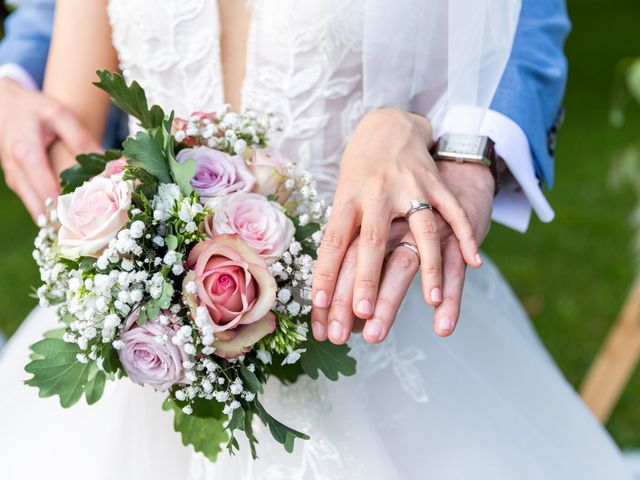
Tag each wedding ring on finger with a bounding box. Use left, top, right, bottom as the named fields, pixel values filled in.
left=396, top=241, right=421, bottom=265
left=405, top=199, right=432, bottom=219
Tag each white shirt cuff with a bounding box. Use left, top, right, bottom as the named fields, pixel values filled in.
left=0, top=63, right=38, bottom=91
left=439, top=106, right=554, bottom=233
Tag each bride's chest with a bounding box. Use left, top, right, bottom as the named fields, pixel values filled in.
left=107, top=0, right=365, bottom=114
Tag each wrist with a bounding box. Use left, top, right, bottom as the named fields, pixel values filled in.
left=362, top=108, right=434, bottom=148
left=0, top=76, right=22, bottom=93
left=437, top=160, right=495, bottom=196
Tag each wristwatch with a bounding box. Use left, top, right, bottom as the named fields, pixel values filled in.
left=431, top=133, right=506, bottom=194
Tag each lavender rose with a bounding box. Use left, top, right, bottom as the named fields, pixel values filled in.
left=118, top=311, right=188, bottom=391
left=176, top=146, right=255, bottom=201
left=204, top=192, right=295, bottom=264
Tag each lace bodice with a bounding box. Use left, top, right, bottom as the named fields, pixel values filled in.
left=107, top=0, right=366, bottom=199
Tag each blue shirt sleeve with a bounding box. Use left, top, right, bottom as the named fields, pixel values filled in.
left=0, top=0, right=55, bottom=89
left=490, top=0, right=571, bottom=188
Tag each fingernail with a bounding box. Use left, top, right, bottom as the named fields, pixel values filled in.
left=356, top=299, right=373, bottom=317
left=475, top=253, right=483, bottom=266
left=329, top=321, right=343, bottom=343
left=436, top=316, right=453, bottom=335
left=312, top=321, right=326, bottom=340
left=430, top=288, right=442, bottom=303
left=364, top=319, right=384, bottom=342
left=314, top=290, right=330, bottom=308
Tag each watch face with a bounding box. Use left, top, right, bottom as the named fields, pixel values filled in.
left=440, top=134, right=488, bottom=158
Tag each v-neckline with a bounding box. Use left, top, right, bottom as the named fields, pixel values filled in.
left=212, top=0, right=257, bottom=112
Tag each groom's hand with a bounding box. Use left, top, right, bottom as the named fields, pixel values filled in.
left=322, top=161, right=494, bottom=344
left=0, top=78, right=99, bottom=220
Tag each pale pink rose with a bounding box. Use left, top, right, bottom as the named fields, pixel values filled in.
left=248, top=147, right=290, bottom=200
left=172, top=112, right=219, bottom=147
left=118, top=310, right=187, bottom=391
left=183, top=235, right=277, bottom=358
left=176, top=147, right=255, bottom=201
left=57, top=176, right=132, bottom=259
left=99, top=159, right=128, bottom=179
left=204, top=192, right=294, bottom=264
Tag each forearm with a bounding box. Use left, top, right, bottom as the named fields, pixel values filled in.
left=0, top=0, right=54, bottom=88
left=43, top=0, right=118, bottom=142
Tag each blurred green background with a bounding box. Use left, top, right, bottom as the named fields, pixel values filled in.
left=1, top=0, right=639, bottom=447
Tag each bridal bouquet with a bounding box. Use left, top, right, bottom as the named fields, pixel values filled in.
left=26, top=71, right=356, bottom=461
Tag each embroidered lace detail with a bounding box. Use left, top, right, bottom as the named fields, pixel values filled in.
left=107, top=0, right=365, bottom=199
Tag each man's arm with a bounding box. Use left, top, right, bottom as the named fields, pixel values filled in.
left=487, top=0, right=571, bottom=231
left=0, top=0, right=55, bottom=88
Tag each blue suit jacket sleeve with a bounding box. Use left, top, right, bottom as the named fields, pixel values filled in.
left=490, top=0, right=571, bottom=188
left=0, top=0, right=55, bottom=89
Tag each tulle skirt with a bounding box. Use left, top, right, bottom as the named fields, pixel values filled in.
left=0, top=259, right=631, bottom=479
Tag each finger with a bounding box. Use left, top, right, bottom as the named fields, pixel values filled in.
left=312, top=203, right=357, bottom=316
left=4, top=164, right=46, bottom=221
left=433, top=239, right=467, bottom=337
left=429, top=182, right=482, bottom=268
left=406, top=207, right=442, bottom=307
left=326, top=242, right=358, bottom=344
left=11, top=129, right=60, bottom=203
left=43, top=100, right=101, bottom=155
left=352, top=203, right=391, bottom=319
left=363, top=242, right=420, bottom=343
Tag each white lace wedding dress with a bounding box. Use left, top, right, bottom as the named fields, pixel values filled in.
left=0, top=1, right=632, bottom=479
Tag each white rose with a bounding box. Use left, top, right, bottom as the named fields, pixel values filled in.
left=57, top=176, right=132, bottom=259
left=247, top=147, right=291, bottom=201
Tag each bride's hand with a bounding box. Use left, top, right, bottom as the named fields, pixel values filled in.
left=311, top=108, right=483, bottom=343
left=326, top=160, right=495, bottom=344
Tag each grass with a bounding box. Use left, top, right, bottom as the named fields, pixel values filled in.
left=1, top=0, right=639, bottom=447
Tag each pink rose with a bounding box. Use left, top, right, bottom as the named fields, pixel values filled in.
left=57, top=175, right=132, bottom=259
left=248, top=147, right=291, bottom=200
left=118, top=310, right=187, bottom=391
left=176, top=147, right=255, bottom=201
left=204, top=192, right=295, bottom=264
left=183, top=235, right=277, bottom=358
left=99, top=159, right=128, bottom=179
left=172, top=112, right=219, bottom=147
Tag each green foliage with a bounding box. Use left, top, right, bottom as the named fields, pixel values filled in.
left=123, top=130, right=172, bottom=183
left=60, top=149, right=122, bottom=193
left=253, top=399, right=309, bottom=453
left=25, top=337, right=106, bottom=408
left=299, top=335, right=357, bottom=381
left=137, top=282, right=174, bottom=325
left=163, top=397, right=228, bottom=462
left=94, top=70, right=165, bottom=131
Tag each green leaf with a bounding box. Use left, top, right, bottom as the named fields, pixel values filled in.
left=239, top=365, right=264, bottom=394
left=94, top=70, right=165, bottom=130
left=163, top=397, right=228, bottom=463
left=123, top=166, right=159, bottom=198
left=25, top=338, right=107, bottom=407
left=253, top=399, right=309, bottom=453
left=165, top=234, right=178, bottom=251
left=84, top=371, right=107, bottom=405
left=60, top=149, right=122, bottom=194
left=300, top=335, right=357, bottom=381
left=295, top=222, right=321, bottom=242
left=123, top=130, right=172, bottom=184
left=170, top=155, right=196, bottom=195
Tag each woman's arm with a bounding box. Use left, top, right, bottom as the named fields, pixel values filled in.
left=44, top=0, right=118, bottom=173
